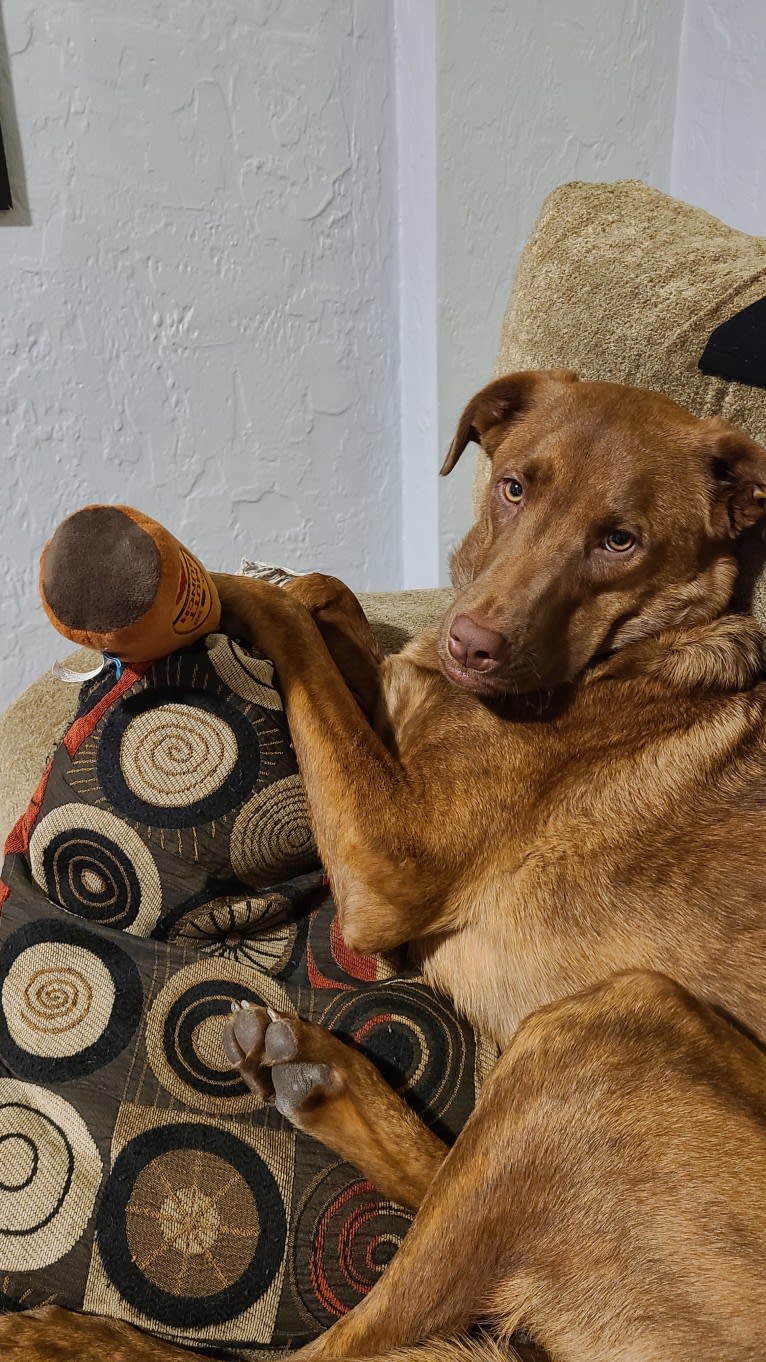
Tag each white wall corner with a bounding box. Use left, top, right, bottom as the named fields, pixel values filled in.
left=670, top=0, right=766, bottom=235
left=394, top=0, right=440, bottom=588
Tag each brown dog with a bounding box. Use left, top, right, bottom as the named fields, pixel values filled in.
left=5, top=370, right=766, bottom=1362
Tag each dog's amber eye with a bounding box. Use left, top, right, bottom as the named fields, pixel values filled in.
left=604, top=530, right=635, bottom=552
left=501, top=478, right=524, bottom=504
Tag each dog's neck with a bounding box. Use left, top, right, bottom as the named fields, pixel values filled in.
left=404, top=611, right=766, bottom=709
left=590, top=612, right=766, bottom=695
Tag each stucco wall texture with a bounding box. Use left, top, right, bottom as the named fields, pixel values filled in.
left=435, top=0, right=685, bottom=576
left=0, top=0, right=400, bottom=707
left=670, top=0, right=766, bottom=238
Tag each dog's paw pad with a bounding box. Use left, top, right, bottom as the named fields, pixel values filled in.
left=229, top=1004, right=268, bottom=1059
left=264, top=1017, right=300, bottom=1064
left=222, top=1006, right=277, bottom=1101
left=272, top=1061, right=335, bottom=1117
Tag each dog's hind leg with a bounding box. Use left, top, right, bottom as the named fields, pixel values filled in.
left=224, top=1003, right=449, bottom=1210
left=293, top=971, right=766, bottom=1362
left=0, top=1304, right=211, bottom=1361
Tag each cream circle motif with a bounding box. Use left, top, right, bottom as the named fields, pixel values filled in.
left=144, top=959, right=293, bottom=1114
left=0, top=1080, right=103, bottom=1270
left=29, top=803, right=162, bottom=935
left=119, top=704, right=238, bottom=807
left=164, top=891, right=300, bottom=975
left=2, top=945, right=114, bottom=1059
left=230, top=776, right=317, bottom=887
left=158, top=1185, right=222, bottom=1254
left=209, top=637, right=283, bottom=710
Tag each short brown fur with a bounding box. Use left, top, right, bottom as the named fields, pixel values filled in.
left=6, top=372, right=766, bottom=1362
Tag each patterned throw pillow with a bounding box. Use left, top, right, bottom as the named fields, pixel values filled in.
left=0, top=634, right=496, bottom=1357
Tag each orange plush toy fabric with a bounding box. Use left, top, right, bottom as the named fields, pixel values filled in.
left=39, top=505, right=221, bottom=664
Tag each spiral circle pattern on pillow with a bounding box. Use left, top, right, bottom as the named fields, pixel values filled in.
left=29, top=804, right=162, bottom=935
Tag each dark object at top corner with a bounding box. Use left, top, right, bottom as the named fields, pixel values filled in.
left=699, top=295, right=766, bottom=391
left=0, top=122, right=11, bottom=210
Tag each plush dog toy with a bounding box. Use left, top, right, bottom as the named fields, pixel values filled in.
left=39, top=504, right=221, bottom=663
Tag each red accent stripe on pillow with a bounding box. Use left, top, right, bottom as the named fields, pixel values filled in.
left=353, top=1014, right=393, bottom=1043
left=306, top=939, right=354, bottom=992
left=63, top=664, right=147, bottom=757
left=3, top=759, right=54, bottom=857
left=3, top=663, right=148, bottom=864
left=330, top=916, right=379, bottom=981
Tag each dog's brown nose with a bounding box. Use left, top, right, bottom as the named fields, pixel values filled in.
left=447, top=614, right=504, bottom=672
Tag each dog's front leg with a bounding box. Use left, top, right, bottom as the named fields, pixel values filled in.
left=213, top=573, right=452, bottom=953
left=280, top=571, right=387, bottom=726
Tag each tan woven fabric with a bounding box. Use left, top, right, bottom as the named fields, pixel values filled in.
left=0, top=647, right=99, bottom=848
left=476, top=178, right=766, bottom=505
left=499, top=180, right=766, bottom=427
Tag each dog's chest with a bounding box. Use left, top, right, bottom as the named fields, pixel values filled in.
left=413, top=884, right=563, bottom=1049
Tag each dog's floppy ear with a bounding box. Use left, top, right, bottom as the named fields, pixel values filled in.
left=440, top=369, right=578, bottom=476
left=703, top=419, right=766, bottom=535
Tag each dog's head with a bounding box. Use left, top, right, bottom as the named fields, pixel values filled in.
left=440, top=370, right=766, bottom=696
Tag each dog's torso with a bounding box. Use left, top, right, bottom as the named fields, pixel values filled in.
left=221, top=373, right=766, bottom=1362
left=378, top=618, right=766, bottom=1050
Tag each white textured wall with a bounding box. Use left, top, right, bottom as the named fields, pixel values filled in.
left=670, top=0, right=766, bottom=235
left=0, top=0, right=706, bottom=710
left=395, top=0, right=439, bottom=587
left=436, top=0, right=685, bottom=575
left=0, top=0, right=400, bottom=708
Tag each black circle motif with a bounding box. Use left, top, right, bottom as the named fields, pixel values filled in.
left=161, top=978, right=264, bottom=1101
left=319, top=981, right=469, bottom=1137
left=0, top=917, right=143, bottom=1082
left=42, top=829, right=143, bottom=930
left=155, top=872, right=321, bottom=980
left=0, top=1132, right=39, bottom=1191
left=0, top=1114, right=67, bottom=1224
left=0, top=1082, right=103, bottom=1272
left=290, top=1168, right=413, bottom=1333
left=96, top=686, right=262, bottom=829
left=97, top=1122, right=286, bottom=1327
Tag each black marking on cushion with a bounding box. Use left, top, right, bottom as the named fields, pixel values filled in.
left=699, top=295, right=766, bottom=390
